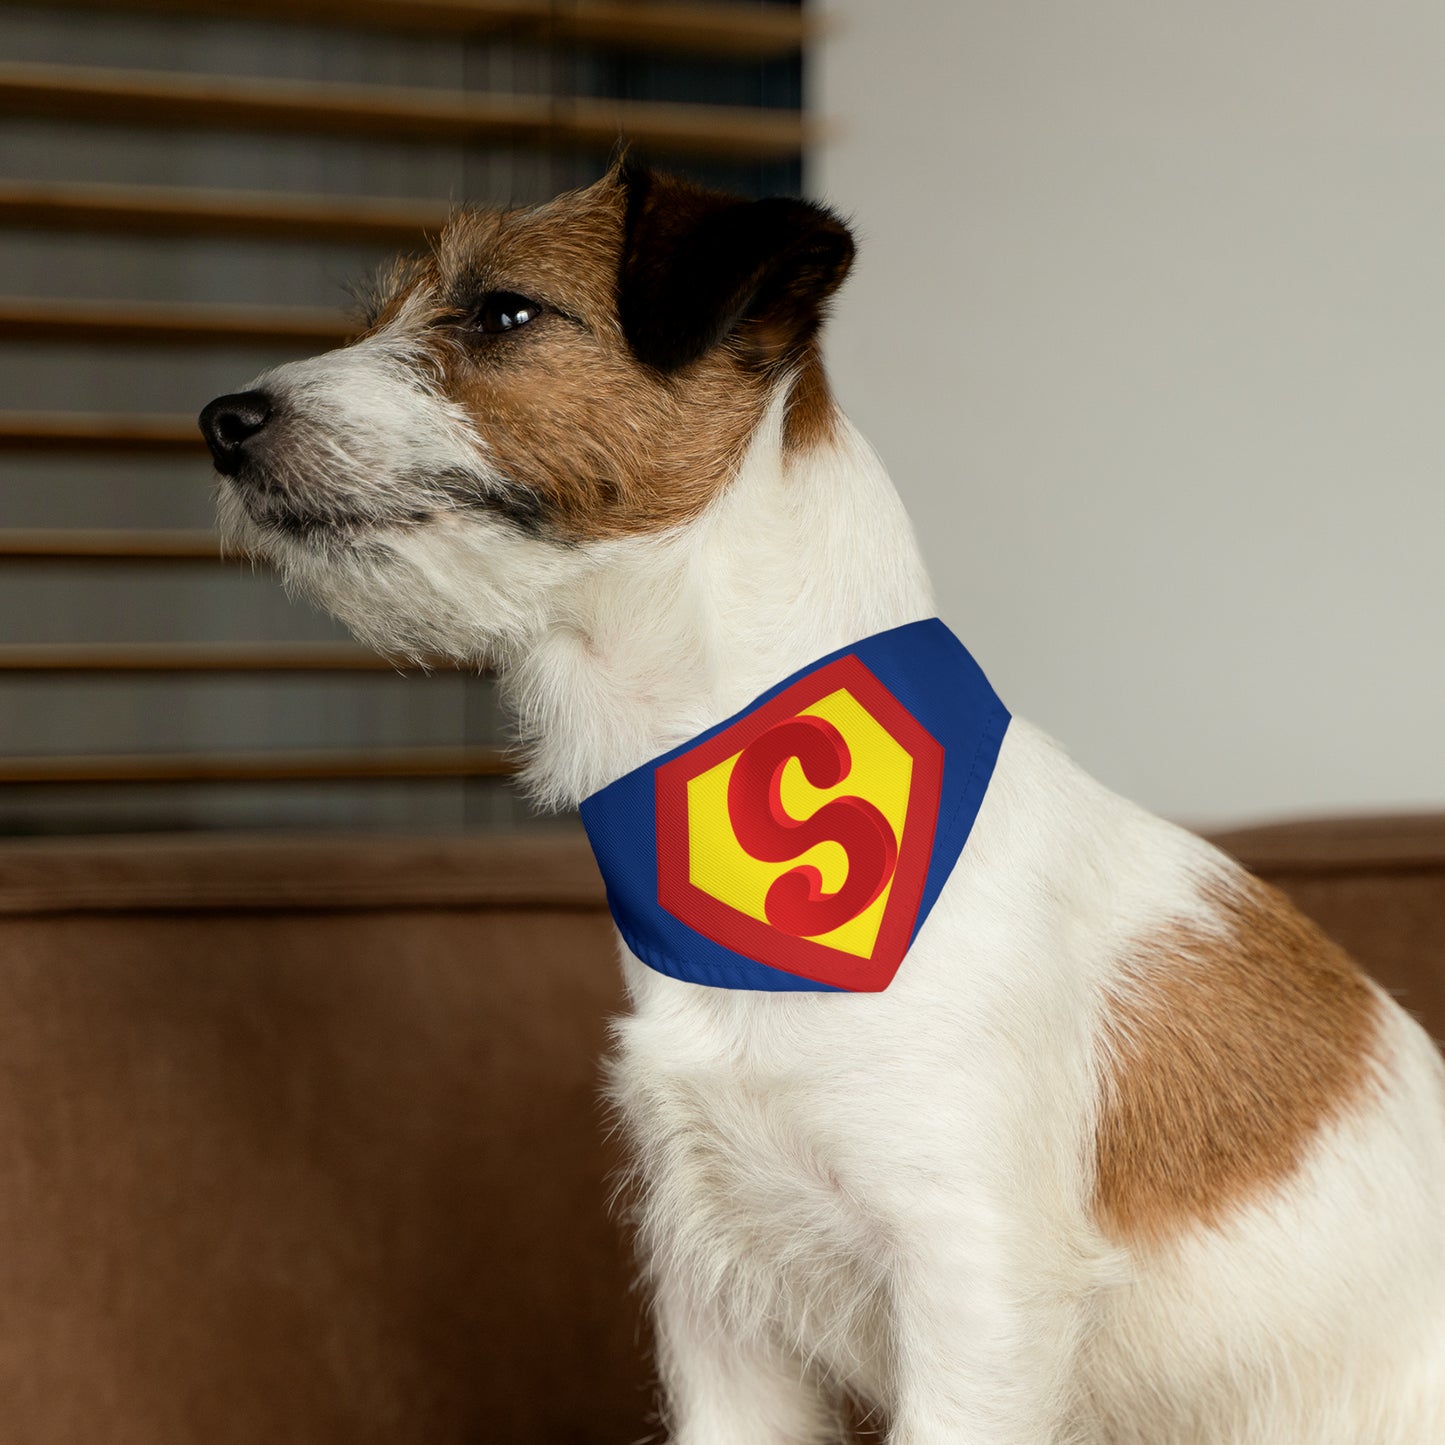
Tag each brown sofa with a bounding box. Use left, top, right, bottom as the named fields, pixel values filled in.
left=0, top=817, right=1440, bottom=1443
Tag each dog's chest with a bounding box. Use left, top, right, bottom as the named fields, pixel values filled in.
left=612, top=997, right=891, bottom=1387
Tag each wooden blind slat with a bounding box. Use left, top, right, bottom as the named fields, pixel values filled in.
left=0, top=297, right=353, bottom=348
left=545, top=0, right=810, bottom=57
left=0, top=62, right=812, bottom=161
left=0, top=180, right=448, bottom=245
left=0, top=529, right=227, bottom=561
left=0, top=745, right=513, bottom=783
left=0, top=412, right=203, bottom=452
left=0, top=0, right=810, bottom=58
left=0, top=643, right=430, bottom=672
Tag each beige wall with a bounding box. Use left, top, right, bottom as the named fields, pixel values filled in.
left=814, top=2, right=1445, bottom=827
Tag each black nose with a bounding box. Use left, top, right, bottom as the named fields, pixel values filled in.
left=199, top=390, right=272, bottom=475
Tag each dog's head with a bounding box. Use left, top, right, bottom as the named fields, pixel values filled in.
left=200, top=163, right=854, bottom=662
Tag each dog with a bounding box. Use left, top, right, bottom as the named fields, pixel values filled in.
left=200, top=162, right=1445, bottom=1444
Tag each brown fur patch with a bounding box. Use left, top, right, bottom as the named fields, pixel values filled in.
left=436, top=183, right=769, bottom=539
left=365, top=171, right=841, bottom=542
left=782, top=343, right=840, bottom=454
left=1093, top=872, right=1381, bottom=1247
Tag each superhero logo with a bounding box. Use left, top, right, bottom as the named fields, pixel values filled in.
left=655, top=655, right=945, bottom=991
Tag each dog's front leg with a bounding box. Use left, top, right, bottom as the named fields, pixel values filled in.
left=882, top=1217, right=1092, bottom=1445
left=653, top=1274, right=844, bottom=1445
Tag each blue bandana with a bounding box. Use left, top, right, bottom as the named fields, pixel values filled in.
left=579, top=619, right=1010, bottom=992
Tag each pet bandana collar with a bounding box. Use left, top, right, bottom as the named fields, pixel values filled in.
left=579, top=618, right=1010, bottom=993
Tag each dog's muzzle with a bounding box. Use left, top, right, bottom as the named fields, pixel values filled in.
left=199, top=390, right=273, bottom=476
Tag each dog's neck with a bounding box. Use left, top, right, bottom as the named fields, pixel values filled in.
left=503, top=394, right=937, bottom=809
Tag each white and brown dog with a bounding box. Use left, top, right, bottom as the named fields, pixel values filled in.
left=201, top=164, right=1445, bottom=1444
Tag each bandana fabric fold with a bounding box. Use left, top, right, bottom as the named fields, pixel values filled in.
left=579, top=618, right=1010, bottom=993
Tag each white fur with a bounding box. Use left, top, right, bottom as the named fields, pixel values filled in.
left=220, top=348, right=1445, bottom=1444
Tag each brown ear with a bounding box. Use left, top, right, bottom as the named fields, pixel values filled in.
left=617, top=162, right=855, bottom=374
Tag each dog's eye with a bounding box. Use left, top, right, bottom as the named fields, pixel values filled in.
left=472, top=291, right=543, bottom=334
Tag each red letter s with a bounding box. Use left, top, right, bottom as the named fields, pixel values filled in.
left=726, top=715, right=899, bottom=938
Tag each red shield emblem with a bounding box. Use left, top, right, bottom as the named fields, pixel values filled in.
left=655, top=655, right=944, bottom=991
